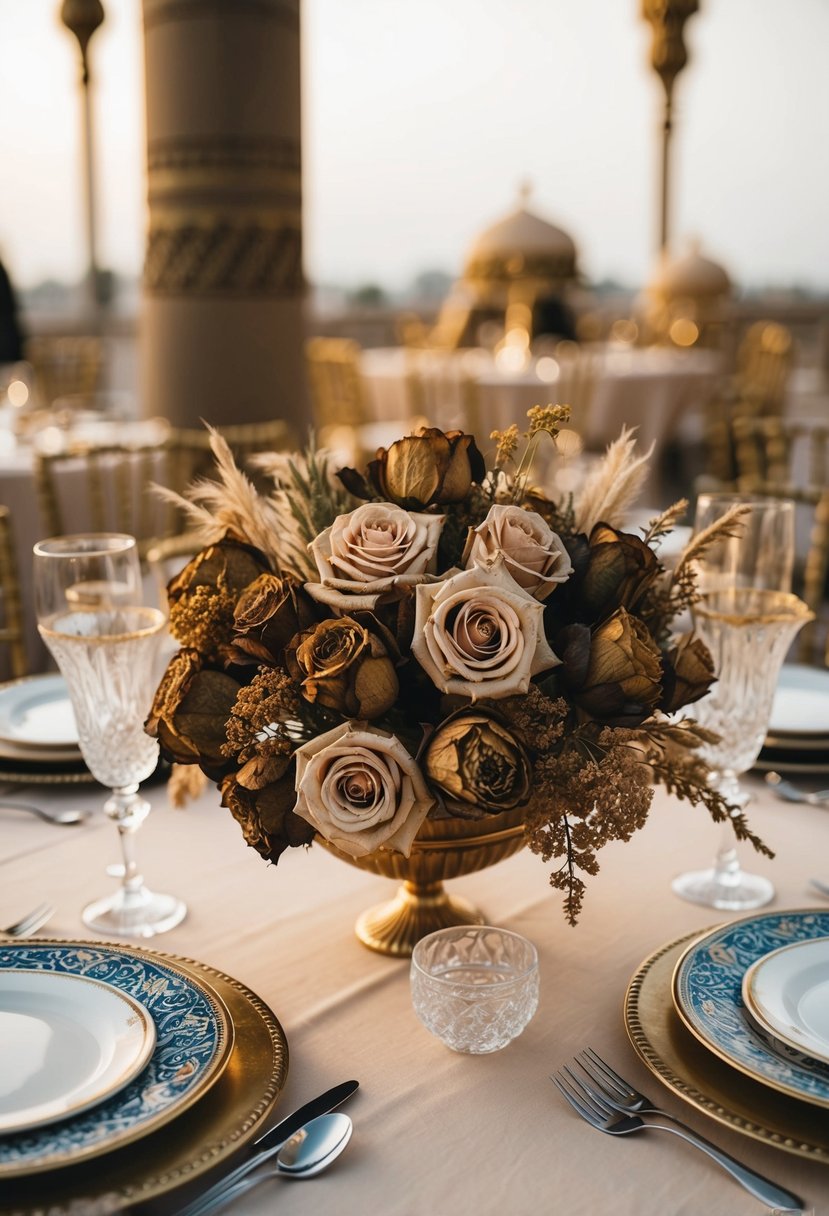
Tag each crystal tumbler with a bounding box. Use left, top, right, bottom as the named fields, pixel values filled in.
left=410, top=925, right=539, bottom=1053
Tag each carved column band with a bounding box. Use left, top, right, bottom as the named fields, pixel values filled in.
left=141, top=0, right=306, bottom=428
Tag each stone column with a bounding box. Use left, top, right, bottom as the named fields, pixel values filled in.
left=141, top=0, right=306, bottom=432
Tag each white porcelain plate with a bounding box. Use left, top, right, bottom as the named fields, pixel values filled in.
left=0, top=970, right=155, bottom=1133
left=767, top=664, right=829, bottom=740
left=0, top=675, right=79, bottom=750
left=743, top=937, right=829, bottom=1065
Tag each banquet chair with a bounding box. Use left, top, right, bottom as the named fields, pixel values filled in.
left=34, top=444, right=184, bottom=562
left=305, top=337, right=394, bottom=463
left=734, top=321, right=793, bottom=415
left=23, top=335, right=105, bottom=409
left=36, top=420, right=295, bottom=557
left=0, top=507, right=27, bottom=679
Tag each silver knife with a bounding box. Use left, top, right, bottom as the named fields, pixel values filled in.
left=175, top=1080, right=359, bottom=1216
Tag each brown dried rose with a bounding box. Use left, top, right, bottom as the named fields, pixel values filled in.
left=660, top=634, right=715, bottom=713
left=558, top=608, right=663, bottom=726
left=285, top=616, right=398, bottom=719
left=463, top=504, right=573, bottom=600
left=339, top=427, right=485, bottom=510
left=571, top=524, right=661, bottom=624
left=145, top=648, right=241, bottom=766
left=412, top=558, right=560, bottom=700
left=227, top=573, right=318, bottom=666
left=220, top=764, right=314, bottom=864
left=166, top=534, right=271, bottom=658
left=423, top=710, right=531, bottom=816
left=293, top=722, right=434, bottom=859
left=307, top=501, right=444, bottom=612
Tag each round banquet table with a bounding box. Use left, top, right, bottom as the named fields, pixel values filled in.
left=0, top=769, right=826, bottom=1215
left=359, top=344, right=724, bottom=454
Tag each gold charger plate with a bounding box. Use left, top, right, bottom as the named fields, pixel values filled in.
left=0, top=943, right=289, bottom=1215
left=624, top=929, right=829, bottom=1161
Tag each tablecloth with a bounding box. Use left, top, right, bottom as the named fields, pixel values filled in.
left=0, top=771, right=826, bottom=1215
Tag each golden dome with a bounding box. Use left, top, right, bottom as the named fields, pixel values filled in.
left=463, top=199, right=578, bottom=285
left=649, top=242, right=732, bottom=300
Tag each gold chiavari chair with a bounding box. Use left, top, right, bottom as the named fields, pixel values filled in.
left=24, top=335, right=105, bottom=408
left=35, top=420, right=294, bottom=577
left=0, top=507, right=27, bottom=679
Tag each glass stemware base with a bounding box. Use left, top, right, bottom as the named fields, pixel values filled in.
left=671, top=850, right=774, bottom=911
left=82, top=787, right=187, bottom=939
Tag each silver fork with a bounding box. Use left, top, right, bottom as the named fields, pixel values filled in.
left=1, top=903, right=55, bottom=937
left=552, top=1060, right=805, bottom=1211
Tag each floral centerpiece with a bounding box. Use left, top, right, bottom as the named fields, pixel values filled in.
left=147, top=409, right=769, bottom=931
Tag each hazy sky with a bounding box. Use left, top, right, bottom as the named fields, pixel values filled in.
left=1, top=0, right=828, bottom=294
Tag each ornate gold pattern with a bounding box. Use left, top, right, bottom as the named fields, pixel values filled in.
left=144, top=218, right=303, bottom=296
left=147, top=135, right=301, bottom=176
left=318, top=808, right=526, bottom=957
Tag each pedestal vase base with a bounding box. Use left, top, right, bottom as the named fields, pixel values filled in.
left=355, top=881, right=485, bottom=958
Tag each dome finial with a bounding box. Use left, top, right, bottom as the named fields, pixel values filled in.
left=517, top=179, right=533, bottom=209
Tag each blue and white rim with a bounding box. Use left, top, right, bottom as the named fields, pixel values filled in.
left=0, top=941, right=232, bottom=1175
left=673, top=910, right=829, bottom=1108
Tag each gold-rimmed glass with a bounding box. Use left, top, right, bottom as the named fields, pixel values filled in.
left=672, top=494, right=804, bottom=911
left=33, top=533, right=186, bottom=938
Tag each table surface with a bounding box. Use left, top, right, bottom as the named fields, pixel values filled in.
left=0, top=768, right=827, bottom=1215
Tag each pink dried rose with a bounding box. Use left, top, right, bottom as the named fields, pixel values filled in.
left=307, top=501, right=444, bottom=612
left=412, top=558, right=560, bottom=700
left=292, top=721, right=435, bottom=859
left=463, top=503, right=573, bottom=600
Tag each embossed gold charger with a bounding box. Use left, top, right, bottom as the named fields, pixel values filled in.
left=625, top=919, right=829, bottom=1161
left=0, top=940, right=288, bottom=1215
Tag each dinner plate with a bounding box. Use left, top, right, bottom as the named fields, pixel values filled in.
left=0, top=940, right=234, bottom=1177
left=0, top=970, right=156, bottom=1134
left=767, top=663, right=829, bottom=740
left=0, top=942, right=287, bottom=1215
left=0, top=675, right=79, bottom=750
left=0, top=736, right=82, bottom=765
left=753, top=750, right=829, bottom=777
left=743, top=937, right=829, bottom=1066
left=672, top=909, right=829, bottom=1108
left=625, top=928, right=829, bottom=1161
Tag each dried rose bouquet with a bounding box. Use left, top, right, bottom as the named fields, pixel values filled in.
left=147, top=409, right=769, bottom=922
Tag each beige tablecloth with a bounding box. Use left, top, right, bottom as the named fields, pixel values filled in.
left=0, top=772, right=827, bottom=1214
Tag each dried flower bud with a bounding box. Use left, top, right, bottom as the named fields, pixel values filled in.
left=167, top=534, right=271, bottom=658
left=423, top=710, right=531, bottom=816
left=571, top=524, right=661, bottom=623
left=559, top=608, right=663, bottom=726
left=146, top=648, right=241, bottom=766
left=221, top=766, right=314, bottom=864
left=285, top=616, right=398, bottom=719
left=660, top=634, right=715, bottom=713
left=339, top=427, right=485, bottom=510
left=228, top=572, right=318, bottom=666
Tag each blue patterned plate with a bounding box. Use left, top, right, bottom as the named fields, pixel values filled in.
left=0, top=941, right=234, bottom=1178
left=672, top=910, right=829, bottom=1108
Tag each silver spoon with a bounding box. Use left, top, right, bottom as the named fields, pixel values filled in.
left=0, top=801, right=89, bottom=825
left=809, top=879, right=829, bottom=899
left=764, top=772, right=829, bottom=807
left=192, top=1113, right=353, bottom=1215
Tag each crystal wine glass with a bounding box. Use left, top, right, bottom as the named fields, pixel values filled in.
left=672, top=494, right=807, bottom=910
left=34, top=534, right=187, bottom=937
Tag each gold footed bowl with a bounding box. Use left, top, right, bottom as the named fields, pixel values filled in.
left=317, top=807, right=526, bottom=958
